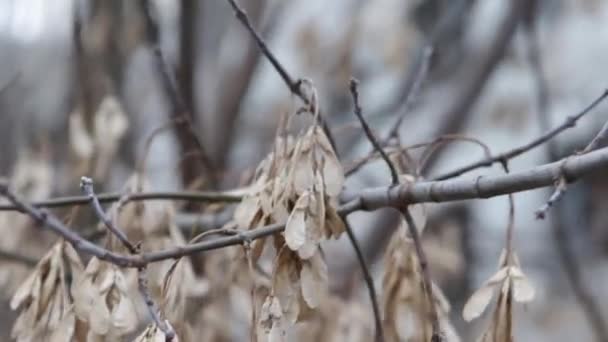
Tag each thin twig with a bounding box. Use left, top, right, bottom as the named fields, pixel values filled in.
left=345, top=134, right=491, bottom=177
left=342, top=217, right=384, bottom=342
left=80, top=177, right=137, bottom=253
left=138, top=266, right=176, bottom=340
left=350, top=78, right=440, bottom=339
left=434, top=89, right=608, bottom=180
left=0, top=249, right=38, bottom=266
left=534, top=176, right=566, bottom=220
left=583, top=119, right=608, bottom=154
left=223, top=0, right=338, bottom=152
left=350, top=79, right=399, bottom=184
left=400, top=207, right=441, bottom=341
left=0, top=190, right=244, bottom=211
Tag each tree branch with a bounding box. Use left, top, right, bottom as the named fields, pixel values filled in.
left=0, top=190, right=244, bottom=212
left=433, top=89, right=608, bottom=180
left=223, top=0, right=338, bottom=153
left=2, top=148, right=608, bottom=269
left=350, top=79, right=399, bottom=184
left=80, top=177, right=137, bottom=253
left=342, top=217, right=384, bottom=342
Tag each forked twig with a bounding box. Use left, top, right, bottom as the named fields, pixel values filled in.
left=80, top=177, right=137, bottom=254
left=349, top=78, right=441, bottom=339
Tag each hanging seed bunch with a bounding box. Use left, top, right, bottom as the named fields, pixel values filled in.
left=234, top=86, right=346, bottom=340
left=463, top=249, right=535, bottom=341
left=10, top=241, right=83, bottom=341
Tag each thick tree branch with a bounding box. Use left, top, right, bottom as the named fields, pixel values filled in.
left=2, top=148, right=608, bottom=269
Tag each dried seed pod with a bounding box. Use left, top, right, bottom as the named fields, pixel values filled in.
left=382, top=232, right=460, bottom=342
left=71, top=257, right=138, bottom=340
left=463, top=250, right=535, bottom=341
left=11, top=241, right=83, bottom=342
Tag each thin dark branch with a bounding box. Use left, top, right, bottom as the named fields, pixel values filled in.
left=138, top=266, right=176, bottom=340
left=80, top=177, right=137, bottom=254
left=345, top=134, right=491, bottom=177
left=583, top=119, right=608, bottom=154
left=225, top=0, right=296, bottom=93
left=534, top=176, right=566, bottom=220
left=2, top=148, right=608, bottom=268
left=350, top=79, right=399, bottom=184
left=0, top=190, right=243, bottom=211
left=434, top=89, right=608, bottom=180
left=0, top=249, right=38, bottom=267
left=223, top=0, right=338, bottom=153
left=139, top=0, right=217, bottom=187
left=342, top=217, right=384, bottom=342
left=400, top=207, right=441, bottom=340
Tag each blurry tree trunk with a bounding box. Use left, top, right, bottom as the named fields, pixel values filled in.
left=176, top=0, right=208, bottom=189
left=212, top=0, right=266, bottom=175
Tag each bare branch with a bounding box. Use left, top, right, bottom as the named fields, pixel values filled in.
left=434, top=89, right=608, bottom=180
left=534, top=176, right=566, bottom=220
left=400, top=207, right=441, bottom=340
left=350, top=79, right=399, bottom=184
left=342, top=217, right=384, bottom=342
left=583, top=119, right=608, bottom=154
left=0, top=249, right=38, bottom=267
left=2, top=148, right=608, bottom=269
left=138, top=266, right=176, bottom=340
left=0, top=190, right=244, bottom=212
left=80, top=177, right=137, bottom=254
left=223, top=0, right=339, bottom=153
